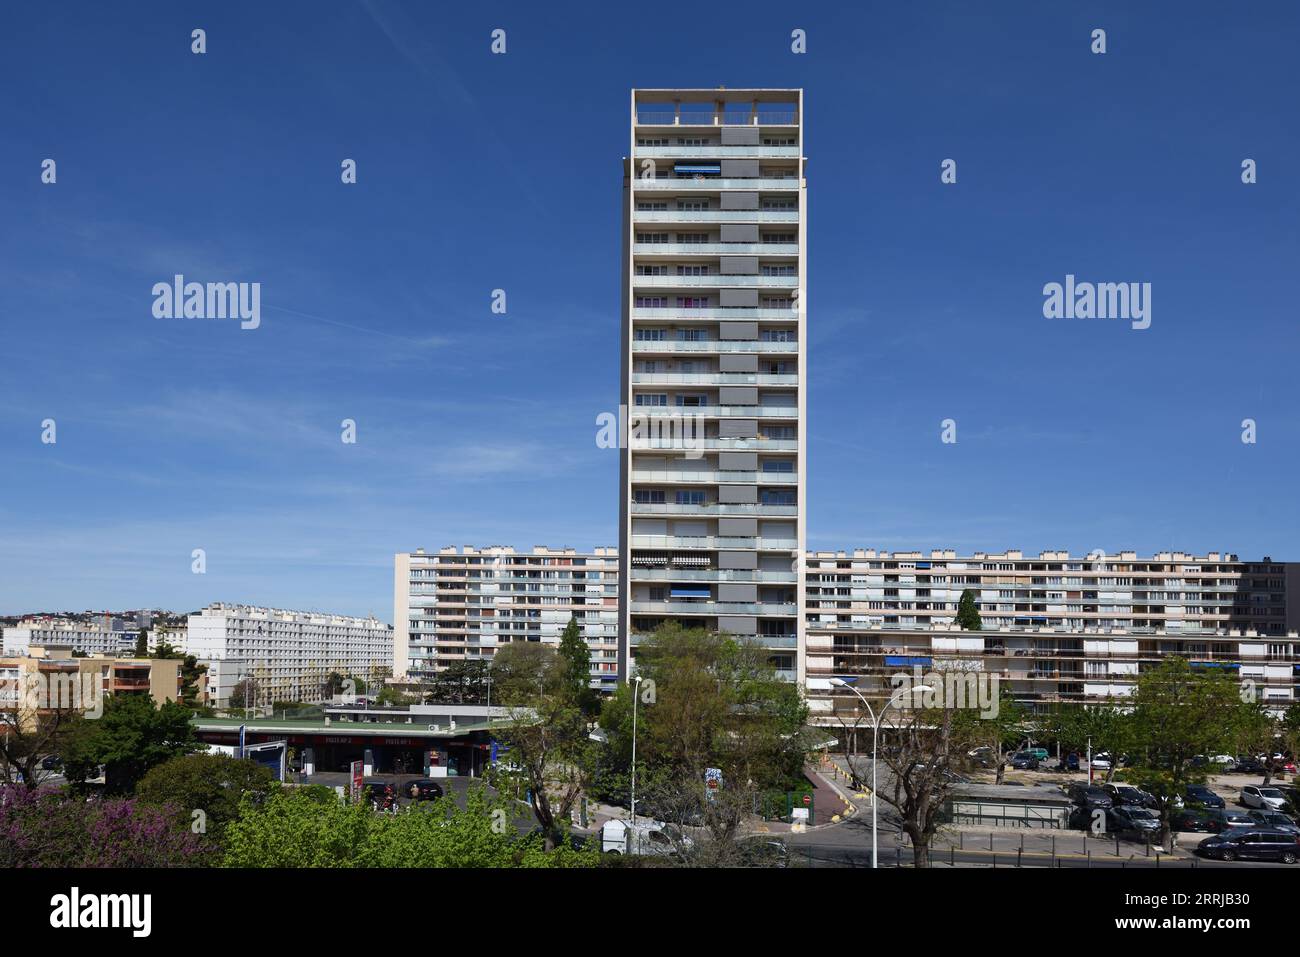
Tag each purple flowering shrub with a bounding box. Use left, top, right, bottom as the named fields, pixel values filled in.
left=0, top=785, right=213, bottom=867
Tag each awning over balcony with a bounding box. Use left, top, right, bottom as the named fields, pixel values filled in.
left=674, top=164, right=721, bottom=175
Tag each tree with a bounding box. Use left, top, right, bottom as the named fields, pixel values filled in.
left=875, top=695, right=972, bottom=868
left=0, top=689, right=86, bottom=791
left=953, top=684, right=1029, bottom=785
left=62, top=694, right=198, bottom=795
left=1122, top=658, right=1242, bottom=842
left=1043, top=704, right=1132, bottom=784
left=221, top=785, right=595, bottom=868
left=493, top=642, right=594, bottom=850
left=1231, top=700, right=1281, bottom=785
left=135, top=752, right=275, bottom=844
left=229, top=677, right=260, bottom=714
left=592, top=623, right=809, bottom=858
left=955, top=589, right=982, bottom=631
left=152, top=644, right=207, bottom=708
left=556, top=615, right=598, bottom=718
left=416, top=660, right=490, bottom=704
left=133, top=631, right=148, bottom=658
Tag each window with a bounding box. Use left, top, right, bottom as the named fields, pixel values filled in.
left=677, top=265, right=710, bottom=276
left=675, top=394, right=707, bottom=407
left=636, top=265, right=669, bottom=275
left=634, top=490, right=666, bottom=504
left=635, top=296, right=667, bottom=308
left=634, top=394, right=667, bottom=406
left=677, top=297, right=709, bottom=308
left=636, top=201, right=668, bottom=211
left=763, top=232, right=796, bottom=244
left=636, top=232, right=668, bottom=244
left=676, top=200, right=708, bottom=211
left=761, top=265, right=797, bottom=276
left=676, top=233, right=709, bottom=243
left=635, top=328, right=667, bottom=341
left=676, top=490, right=705, bottom=505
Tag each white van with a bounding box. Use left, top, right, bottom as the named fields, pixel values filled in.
left=600, top=818, right=693, bottom=857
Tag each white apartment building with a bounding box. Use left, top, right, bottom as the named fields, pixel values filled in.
left=187, top=603, right=392, bottom=705
left=2, top=617, right=139, bottom=656
left=393, top=546, right=619, bottom=690
left=620, top=88, right=806, bottom=684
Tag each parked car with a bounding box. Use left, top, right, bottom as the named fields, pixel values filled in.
left=1104, top=784, right=1156, bottom=808
left=1068, top=784, right=1114, bottom=809
left=361, top=779, right=398, bottom=811
left=40, top=754, right=62, bottom=770
left=1247, top=810, right=1300, bottom=834
left=1196, top=828, right=1300, bottom=864
left=1106, top=806, right=1161, bottom=838
left=600, top=818, right=692, bottom=858
left=1232, top=757, right=1266, bottom=774
left=1241, top=785, right=1290, bottom=811
left=1026, top=748, right=1050, bottom=762
left=1009, top=752, right=1040, bottom=770
left=1185, top=785, right=1226, bottom=809
left=404, top=779, right=444, bottom=802
left=1091, top=752, right=1113, bottom=770
left=1055, top=752, right=1081, bottom=772
left=1171, top=809, right=1222, bottom=833
left=1218, top=809, right=1259, bottom=829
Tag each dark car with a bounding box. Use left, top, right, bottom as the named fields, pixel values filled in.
left=404, top=779, right=445, bottom=802
left=1068, top=784, right=1114, bottom=810
left=1247, top=810, right=1300, bottom=834
left=1232, top=757, right=1266, bottom=774
left=40, top=755, right=63, bottom=770
left=1185, top=785, right=1225, bottom=809
left=361, top=779, right=398, bottom=810
left=1009, top=752, right=1040, bottom=770
left=1104, top=784, right=1156, bottom=808
left=1197, top=828, right=1300, bottom=863
left=1171, top=809, right=1221, bottom=833
left=1106, top=806, right=1161, bottom=838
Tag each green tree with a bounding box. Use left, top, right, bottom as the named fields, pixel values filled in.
left=133, top=631, right=148, bottom=658
left=152, top=643, right=207, bottom=707
left=556, top=615, right=598, bottom=718
left=62, top=694, right=198, bottom=795
left=953, top=684, right=1029, bottom=784
left=1123, top=658, right=1242, bottom=841
left=955, top=589, right=983, bottom=631
left=136, top=752, right=275, bottom=844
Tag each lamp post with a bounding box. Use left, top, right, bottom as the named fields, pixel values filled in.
left=829, top=677, right=934, bottom=868
left=630, top=674, right=643, bottom=853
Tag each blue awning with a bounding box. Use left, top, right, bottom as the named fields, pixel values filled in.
left=674, top=163, right=721, bottom=174
left=670, top=586, right=710, bottom=598
left=884, top=656, right=932, bottom=667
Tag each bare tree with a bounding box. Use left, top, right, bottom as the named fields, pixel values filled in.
left=876, top=704, right=969, bottom=868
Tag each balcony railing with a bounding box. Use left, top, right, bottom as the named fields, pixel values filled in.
left=631, top=601, right=797, bottom=615
left=633, top=405, right=798, bottom=418
left=633, top=243, right=799, bottom=256
left=631, top=502, right=797, bottom=517
left=632, top=340, right=798, bottom=354
left=626, top=535, right=795, bottom=548
left=632, top=373, right=798, bottom=385
left=632, top=275, right=798, bottom=288
left=634, top=209, right=799, bottom=223
left=634, top=111, right=798, bottom=126
left=634, top=146, right=799, bottom=158
left=632, top=308, right=797, bottom=320
left=631, top=438, right=798, bottom=451
left=633, top=178, right=799, bottom=191
left=630, top=469, right=797, bottom=484
left=630, top=568, right=798, bottom=582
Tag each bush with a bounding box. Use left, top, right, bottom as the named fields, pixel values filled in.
left=0, top=786, right=213, bottom=867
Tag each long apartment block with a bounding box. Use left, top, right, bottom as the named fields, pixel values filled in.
left=393, top=547, right=620, bottom=690
left=186, top=603, right=393, bottom=705
left=804, top=549, right=1300, bottom=720
left=620, top=89, right=807, bottom=683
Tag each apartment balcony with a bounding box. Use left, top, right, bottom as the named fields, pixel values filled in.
left=633, top=178, right=800, bottom=191
left=632, top=308, right=796, bottom=320
left=634, top=109, right=797, bottom=126
left=634, top=405, right=798, bottom=419
left=631, top=631, right=799, bottom=650
left=634, top=146, right=799, bottom=159
left=630, top=601, right=798, bottom=616
left=632, top=373, right=798, bottom=386
left=630, top=535, right=798, bottom=550
left=634, top=210, right=799, bottom=226
left=632, top=275, right=798, bottom=289
left=633, top=243, right=800, bottom=256
left=632, top=340, right=798, bottom=354
left=630, top=503, right=797, bottom=518
left=630, top=469, right=797, bottom=484
left=631, top=438, right=798, bottom=452
left=630, top=568, right=798, bottom=583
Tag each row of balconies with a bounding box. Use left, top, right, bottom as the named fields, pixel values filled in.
left=628, top=534, right=798, bottom=550
left=634, top=210, right=798, bottom=224
left=633, top=243, right=799, bottom=256
left=633, top=177, right=799, bottom=191
left=629, top=470, right=797, bottom=484
left=630, top=502, right=797, bottom=516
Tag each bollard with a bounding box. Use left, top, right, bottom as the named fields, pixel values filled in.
left=989, top=833, right=994, bottom=852
left=950, top=844, right=955, bottom=867
left=1115, top=835, right=1120, bottom=857
left=1145, top=834, right=1151, bottom=857
left=1087, top=850, right=1092, bottom=869
left=896, top=844, right=902, bottom=867
left=1052, top=834, right=1056, bottom=857
left=1017, top=847, right=1022, bottom=868
left=1020, top=832, right=1024, bottom=851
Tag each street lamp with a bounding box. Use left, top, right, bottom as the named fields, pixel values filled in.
left=630, top=674, right=643, bottom=853
left=829, top=677, right=934, bottom=868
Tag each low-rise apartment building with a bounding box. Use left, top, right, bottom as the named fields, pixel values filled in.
left=0, top=647, right=183, bottom=730
left=187, top=603, right=393, bottom=706
left=393, top=546, right=620, bottom=691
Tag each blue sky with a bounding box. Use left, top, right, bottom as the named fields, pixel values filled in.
left=2, top=1, right=1297, bottom=619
